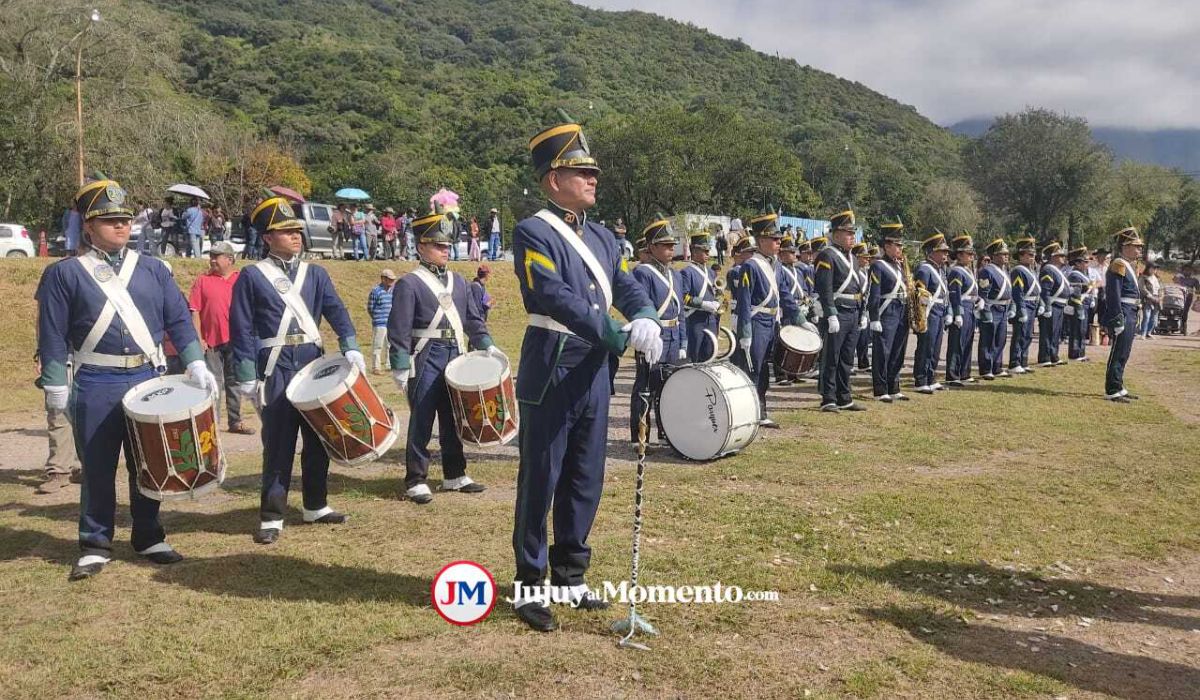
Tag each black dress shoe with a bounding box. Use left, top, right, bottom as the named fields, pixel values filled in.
left=572, top=592, right=611, bottom=611
left=141, top=549, right=184, bottom=565
left=68, top=561, right=105, bottom=581
left=253, top=528, right=281, bottom=545
left=515, top=603, right=558, bottom=632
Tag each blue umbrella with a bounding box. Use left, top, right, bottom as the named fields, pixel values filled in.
left=335, top=187, right=371, bottom=201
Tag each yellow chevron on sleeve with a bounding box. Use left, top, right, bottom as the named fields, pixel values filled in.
left=524, top=249, right=557, bottom=288
left=741, top=271, right=750, bottom=286
left=816, top=261, right=831, bottom=270
left=950, top=278, right=962, bottom=287
left=1014, top=277, right=1024, bottom=288
left=870, top=272, right=880, bottom=284
left=620, top=258, right=629, bottom=273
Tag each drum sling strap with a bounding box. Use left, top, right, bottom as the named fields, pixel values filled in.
left=1013, top=266, right=1041, bottom=302
left=747, top=254, right=781, bottom=320
left=954, top=266, right=978, bottom=303
left=1044, top=267, right=1069, bottom=306
left=875, top=260, right=907, bottom=314
left=984, top=266, right=1012, bottom=307
left=918, top=262, right=948, bottom=321
left=410, top=267, right=467, bottom=356
left=828, top=247, right=858, bottom=306
left=75, top=251, right=165, bottom=369
left=641, top=263, right=680, bottom=320
left=255, top=259, right=322, bottom=380
left=529, top=209, right=614, bottom=336
left=683, top=262, right=712, bottom=317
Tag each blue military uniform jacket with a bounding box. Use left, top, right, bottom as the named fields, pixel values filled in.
left=37, top=249, right=201, bottom=386
left=1102, top=257, right=1141, bottom=327
left=978, top=263, right=1013, bottom=314
left=814, top=245, right=863, bottom=318
left=632, top=261, right=686, bottom=345
left=1010, top=265, right=1041, bottom=315
left=796, top=261, right=815, bottom=297
left=780, top=263, right=807, bottom=309
left=1066, top=268, right=1093, bottom=311
left=725, top=263, right=742, bottom=314
left=866, top=257, right=907, bottom=322
left=229, top=256, right=358, bottom=382
left=680, top=261, right=718, bottom=314
left=387, top=264, right=493, bottom=371
left=735, top=252, right=800, bottom=337
left=511, top=205, right=655, bottom=405
left=914, top=260, right=949, bottom=320
left=1040, top=263, right=1070, bottom=309
left=947, top=264, right=978, bottom=315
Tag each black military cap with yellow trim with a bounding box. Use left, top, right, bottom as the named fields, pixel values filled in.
left=830, top=209, right=856, bottom=231
left=75, top=178, right=133, bottom=221
left=921, top=231, right=951, bottom=254
left=641, top=218, right=678, bottom=246
left=950, top=233, right=976, bottom=254
left=1041, top=240, right=1065, bottom=259
left=851, top=242, right=870, bottom=257
left=867, top=244, right=881, bottom=258
left=984, top=237, right=1010, bottom=256
left=688, top=232, right=709, bottom=249
left=1012, top=236, right=1037, bottom=254
left=1068, top=245, right=1090, bottom=263
left=809, top=235, right=828, bottom=253
left=779, top=234, right=797, bottom=252
left=732, top=235, right=754, bottom=254
left=795, top=238, right=812, bottom=253
left=878, top=219, right=904, bottom=244
left=412, top=212, right=453, bottom=244
left=1113, top=226, right=1144, bottom=247
left=749, top=212, right=781, bottom=237
left=252, top=196, right=303, bottom=234
left=529, top=122, right=601, bottom=179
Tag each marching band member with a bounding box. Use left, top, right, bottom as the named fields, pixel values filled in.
left=1037, top=241, right=1071, bottom=367
left=1065, top=246, right=1093, bottom=362
left=38, top=176, right=215, bottom=580
left=1007, top=237, right=1041, bottom=375
left=630, top=219, right=686, bottom=442
left=733, top=212, right=800, bottom=427
left=913, top=232, right=951, bottom=394
left=681, top=231, right=721, bottom=362
left=945, top=234, right=979, bottom=387
left=510, top=120, right=660, bottom=631
left=230, top=196, right=362, bottom=545
left=776, top=233, right=819, bottom=385
left=796, top=238, right=817, bottom=321
left=726, top=235, right=754, bottom=316
left=976, top=238, right=1014, bottom=380
left=389, top=212, right=498, bottom=504
left=815, top=210, right=866, bottom=412
left=1102, top=227, right=1144, bottom=402
left=853, top=243, right=874, bottom=372
left=866, top=222, right=910, bottom=402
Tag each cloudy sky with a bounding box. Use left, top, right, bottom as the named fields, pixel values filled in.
left=580, top=0, right=1200, bottom=130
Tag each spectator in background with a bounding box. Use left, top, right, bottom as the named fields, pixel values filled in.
left=487, top=208, right=501, bottom=260
left=331, top=204, right=347, bottom=259
left=240, top=207, right=258, bottom=260
left=613, top=220, right=633, bottom=261
left=468, top=215, right=481, bottom=261
left=1174, top=265, right=1198, bottom=334
left=158, top=197, right=178, bottom=256
left=471, top=265, right=493, bottom=321
left=134, top=202, right=155, bottom=256
left=449, top=213, right=462, bottom=261
left=367, top=269, right=397, bottom=373
left=381, top=207, right=398, bottom=260
left=365, top=204, right=381, bottom=260
left=1138, top=261, right=1162, bottom=339
left=62, top=204, right=82, bottom=256
left=404, top=208, right=417, bottom=260
left=209, top=207, right=227, bottom=243
left=33, top=274, right=81, bottom=494
left=189, top=242, right=253, bottom=434
left=1089, top=248, right=1109, bottom=345
left=715, top=228, right=728, bottom=266
left=351, top=204, right=368, bottom=261
left=184, top=197, right=205, bottom=258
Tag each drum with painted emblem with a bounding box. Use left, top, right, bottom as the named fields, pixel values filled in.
left=444, top=350, right=519, bottom=447
left=658, top=361, right=760, bottom=461
left=286, top=354, right=400, bottom=466
left=122, top=375, right=226, bottom=501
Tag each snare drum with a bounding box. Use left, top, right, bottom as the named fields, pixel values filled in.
left=123, top=376, right=226, bottom=501
left=444, top=351, right=519, bottom=446
left=774, top=325, right=822, bottom=379
left=658, top=361, right=760, bottom=461
left=285, top=355, right=400, bottom=466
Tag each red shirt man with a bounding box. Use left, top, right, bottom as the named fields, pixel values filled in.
left=189, top=241, right=252, bottom=433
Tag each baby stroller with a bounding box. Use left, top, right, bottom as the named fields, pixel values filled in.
left=1157, top=285, right=1185, bottom=335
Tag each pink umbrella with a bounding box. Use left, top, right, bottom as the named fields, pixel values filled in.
left=269, top=185, right=306, bottom=203
left=429, top=188, right=460, bottom=213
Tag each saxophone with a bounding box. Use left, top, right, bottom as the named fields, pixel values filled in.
left=713, top=275, right=728, bottom=314
left=903, top=255, right=932, bottom=334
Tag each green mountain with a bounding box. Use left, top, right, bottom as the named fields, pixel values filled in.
left=156, top=0, right=961, bottom=213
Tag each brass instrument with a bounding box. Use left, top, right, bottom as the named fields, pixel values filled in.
left=713, top=275, right=728, bottom=314
left=903, top=254, right=932, bottom=334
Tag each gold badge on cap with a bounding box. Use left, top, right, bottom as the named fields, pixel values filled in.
left=278, top=201, right=295, bottom=218
left=105, top=184, right=126, bottom=205
left=93, top=264, right=115, bottom=282
left=273, top=278, right=292, bottom=294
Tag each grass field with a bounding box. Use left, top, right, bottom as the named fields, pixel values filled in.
left=1, top=257, right=1198, bottom=699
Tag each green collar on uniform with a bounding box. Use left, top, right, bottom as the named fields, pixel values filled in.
left=268, top=252, right=300, bottom=273
left=420, top=260, right=448, bottom=278
left=87, top=244, right=125, bottom=267
left=546, top=200, right=587, bottom=231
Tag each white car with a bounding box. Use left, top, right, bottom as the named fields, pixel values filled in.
left=0, top=223, right=35, bottom=258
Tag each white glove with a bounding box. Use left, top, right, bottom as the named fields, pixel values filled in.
left=1064, top=305, right=1075, bottom=316
left=44, top=385, right=68, bottom=411
left=869, top=320, right=883, bottom=333
left=701, top=300, right=721, bottom=313
left=186, top=360, right=217, bottom=394
left=344, top=349, right=367, bottom=373
left=235, top=380, right=259, bottom=399
left=826, top=316, right=841, bottom=335
left=622, top=318, right=661, bottom=350
left=640, top=336, right=664, bottom=366
left=739, top=336, right=753, bottom=351
left=485, top=345, right=509, bottom=361
left=1113, top=323, right=1126, bottom=337
left=859, top=315, right=869, bottom=331
left=1019, top=313, right=1028, bottom=323
left=1041, top=308, right=1053, bottom=318
left=952, top=315, right=963, bottom=328
left=392, top=368, right=410, bottom=392
left=1007, top=306, right=1016, bottom=320
left=801, top=321, right=817, bottom=334
left=675, top=347, right=684, bottom=360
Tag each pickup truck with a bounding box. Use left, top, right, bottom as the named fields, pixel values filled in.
left=294, top=202, right=341, bottom=258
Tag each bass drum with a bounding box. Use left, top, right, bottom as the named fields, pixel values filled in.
left=658, top=361, right=760, bottom=461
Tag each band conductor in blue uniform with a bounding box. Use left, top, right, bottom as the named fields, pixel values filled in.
left=1102, top=227, right=1144, bottom=402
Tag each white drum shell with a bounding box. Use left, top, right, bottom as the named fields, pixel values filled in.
left=658, top=362, right=760, bottom=461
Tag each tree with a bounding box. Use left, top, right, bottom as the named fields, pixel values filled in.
left=911, top=179, right=983, bottom=237
left=965, top=109, right=1111, bottom=242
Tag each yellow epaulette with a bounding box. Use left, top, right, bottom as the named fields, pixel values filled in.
left=1110, top=259, right=1127, bottom=276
